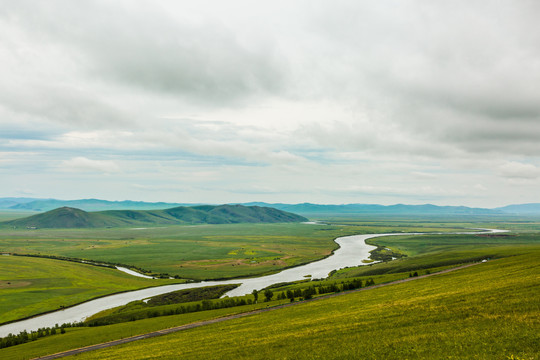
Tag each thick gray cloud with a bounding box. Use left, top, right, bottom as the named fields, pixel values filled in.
left=296, top=1, right=540, bottom=158
left=0, top=1, right=539, bottom=206
left=0, top=1, right=286, bottom=105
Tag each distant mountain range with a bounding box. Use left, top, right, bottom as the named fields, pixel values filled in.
left=242, top=202, right=540, bottom=216
left=1, top=197, right=540, bottom=216
left=2, top=205, right=308, bottom=229
left=1, top=198, right=188, bottom=212
left=242, top=203, right=499, bottom=215
left=495, top=203, right=540, bottom=215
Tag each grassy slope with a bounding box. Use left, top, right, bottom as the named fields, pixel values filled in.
left=0, top=300, right=291, bottom=360
left=0, top=256, right=180, bottom=324
left=63, top=251, right=540, bottom=360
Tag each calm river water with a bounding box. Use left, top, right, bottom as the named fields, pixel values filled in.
left=0, top=229, right=501, bottom=337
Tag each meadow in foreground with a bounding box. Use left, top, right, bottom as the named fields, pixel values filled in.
left=3, top=242, right=538, bottom=360
left=61, top=249, right=540, bottom=360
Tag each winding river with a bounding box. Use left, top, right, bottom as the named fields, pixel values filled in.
left=0, top=229, right=502, bottom=337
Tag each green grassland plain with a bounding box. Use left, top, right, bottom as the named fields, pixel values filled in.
left=0, top=212, right=38, bottom=222
left=0, top=221, right=470, bottom=280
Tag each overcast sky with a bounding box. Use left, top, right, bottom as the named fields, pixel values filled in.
left=1, top=1, right=539, bottom=207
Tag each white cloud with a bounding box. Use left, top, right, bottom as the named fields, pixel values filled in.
left=474, top=184, right=488, bottom=192
left=1, top=1, right=540, bottom=206
left=411, top=172, right=438, bottom=180
left=60, top=157, right=120, bottom=174
left=498, top=161, right=540, bottom=180
left=15, top=188, right=35, bottom=196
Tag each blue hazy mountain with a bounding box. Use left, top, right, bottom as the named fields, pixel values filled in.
left=495, top=203, right=540, bottom=215
left=2, top=198, right=539, bottom=216
left=241, top=202, right=503, bottom=216
left=4, top=198, right=187, bottom=212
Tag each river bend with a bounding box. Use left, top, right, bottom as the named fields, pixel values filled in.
left=0, top=229, right=502, bottom=337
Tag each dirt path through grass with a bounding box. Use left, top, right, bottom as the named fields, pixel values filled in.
left=32, top=262, right=481, bottom=360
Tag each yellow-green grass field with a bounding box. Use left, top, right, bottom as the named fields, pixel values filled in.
left=62, top=249, right=540, bottom=360
left=0, top=256, right=180, bottom=324
left=0, top=299, right=292, bottom=360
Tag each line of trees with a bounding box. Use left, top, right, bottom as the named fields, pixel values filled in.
left=86, top=297, right=255, bottom=327
left=273, top=278, right=376, bottom=302
left=0, top=322, right=80, bottom=349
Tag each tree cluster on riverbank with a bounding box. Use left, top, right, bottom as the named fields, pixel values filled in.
left=0, top=323, right=78, bottom=349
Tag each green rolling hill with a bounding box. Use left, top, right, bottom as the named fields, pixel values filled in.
left=2, top=205, right=308, bottom=229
